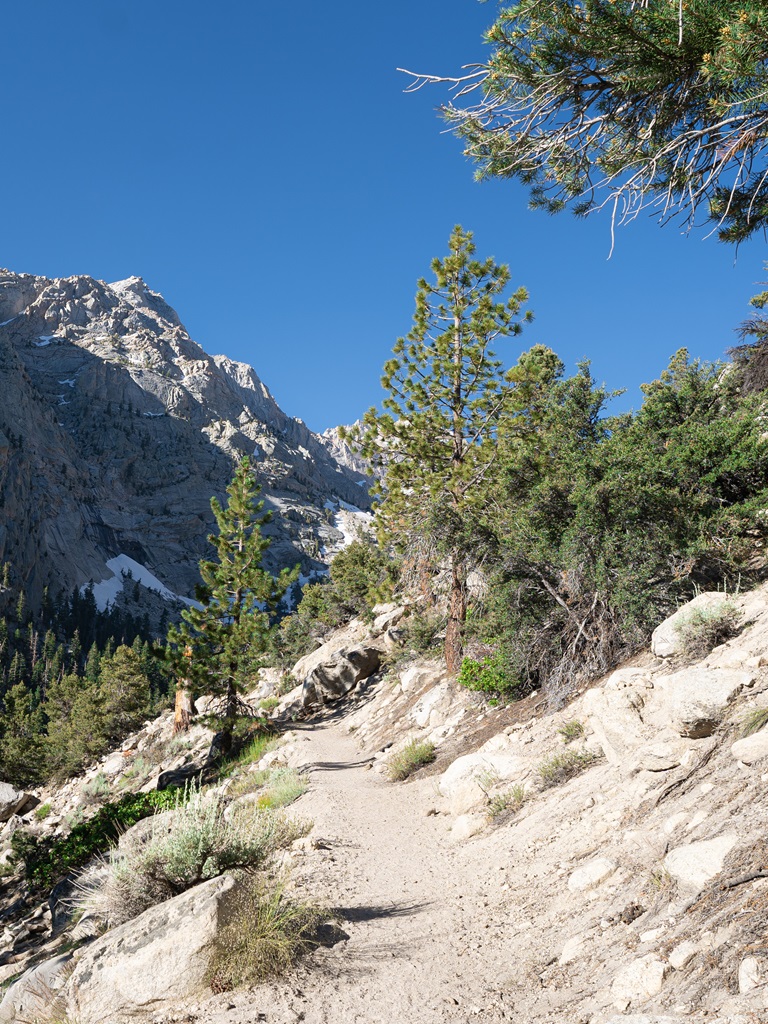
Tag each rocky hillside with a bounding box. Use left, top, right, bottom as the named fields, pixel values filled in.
left=0, top=270, right=370, bottom=615
left=0, top=588, right=767, bottom=1021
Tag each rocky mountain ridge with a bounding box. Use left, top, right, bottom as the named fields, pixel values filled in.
left=0, top=269, right=370, bottom=616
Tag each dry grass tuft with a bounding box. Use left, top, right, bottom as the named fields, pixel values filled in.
left=386, top=740, right=436, bottom=781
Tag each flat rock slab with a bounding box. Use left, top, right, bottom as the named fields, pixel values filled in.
left=568, top=857, right=617, bottom=893
left=731, top=730, right=768, bottom=765
left=66, top=874, right=238, bottom=1024
left=658, top=668, right=754, bottom=738
left=582, top=684, right=649, bottom=764
left=664, top=835, right=738, bottom=890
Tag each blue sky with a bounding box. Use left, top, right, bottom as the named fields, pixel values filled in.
left=2, top=1, right=766, bottom=431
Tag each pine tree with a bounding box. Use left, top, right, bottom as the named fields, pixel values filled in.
left=410, top=0, right=768, bottom=241
left=0, top=683, right=46, bottom=787
left=168, top=457, right=297, bottom=742
left=354, top=226, right=532, bottom=672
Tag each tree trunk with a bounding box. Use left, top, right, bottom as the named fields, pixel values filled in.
left=445, top=556, right=466, bottom=675
left=173, top=686, right=195, bottom=734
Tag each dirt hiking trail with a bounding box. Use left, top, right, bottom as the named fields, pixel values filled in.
left=194, top=719, right=525, bottom=1024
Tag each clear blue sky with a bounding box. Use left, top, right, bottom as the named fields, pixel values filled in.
left=2, top=1, right=765, bottom=431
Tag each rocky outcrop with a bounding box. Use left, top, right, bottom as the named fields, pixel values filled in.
left=0, top=269, right=371, bottom=614
left=0, top=951, right=73, bottom=1023
left=0, top=785, right=36, bottom=823
left=302, top=643, right=384, bottom=707
left=66, top=874, right=238, bottom=1024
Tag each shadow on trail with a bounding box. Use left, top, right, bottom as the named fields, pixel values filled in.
left=336, top=901, right=431, bottom=923
left=299, top=757, right=375, bottom=773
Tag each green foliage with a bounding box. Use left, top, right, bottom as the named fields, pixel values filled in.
left=386, top=739, right=437, bottom=781
left=207, top=877, right=327, bottom=990
left=46, top=647, right=153, bottom=778
left=469, top=347, right=768, bottom=706
left=12, top=788, right=182, bottom=891
left=352, top=226, right=532, bottom=672
left=90, top=784, right=310, bottom=926
left=428, top=0, right=768, bottom=241
left=228, top=766, right=308, bottom=807
left=329, top=539, right=397, bottom=616
left=457, top=647, right=521, bottom=699
left=272, top=540, right=398, bottom=671
left=167, top=457, right=297, bottom=736
left=0, top=683, right=46, bottom=786
left=258, top=696, right=280, bottom=713
left=536, top=748, right=602, bottom=789
left=674, top=598, right=742, bottom=662
left=34, top=802, right=52, bottom=822
left=396, top=611, right=444, bottom=660
left=219, top=731, right=278, bottom=779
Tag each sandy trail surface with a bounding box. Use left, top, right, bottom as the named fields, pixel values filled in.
left=195, top=718, right=523, bottom=1024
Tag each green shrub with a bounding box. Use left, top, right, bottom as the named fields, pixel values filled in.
left=12, top=788, right=183, bottom=890
left=227, top=766, right=308, bottom=806
left=207, top=877, right=327, bottom=990
left=458, top=648, right=521, bottom=698
left=329, top=538, right=398, bottom=616
left=258, top=696, right=280, bottom=713
left=386, top=740, right=436, bottom=781
left=740, top=706, right=768, bottom=737
left=219, top=731, right=278, bottom=779
left=536, top=748, right=602, bottom=789
left=557, top=720, right=585, bottom=743
left=674, top=599, right=741, bottom=662
left=90, top=784, right=310, bottom=926
left=34, top=802, right=52, bottom=822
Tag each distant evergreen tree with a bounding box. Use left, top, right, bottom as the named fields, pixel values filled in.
left=167, top=457, right=297, bottom=743
left=0, top=683, right=46, bottom=787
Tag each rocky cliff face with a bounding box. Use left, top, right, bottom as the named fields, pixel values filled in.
left=0, top=270, right=370, bottom=615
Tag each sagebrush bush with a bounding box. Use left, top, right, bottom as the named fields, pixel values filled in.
left=88, top=783, right=310, bottom=925
left=536, top=748, right=602, bottom=789
left=674, top=599, right=741, bottom=661
left=207, top=877, right=327, bottom=990
left=386, top=739, right=436, bottom=781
